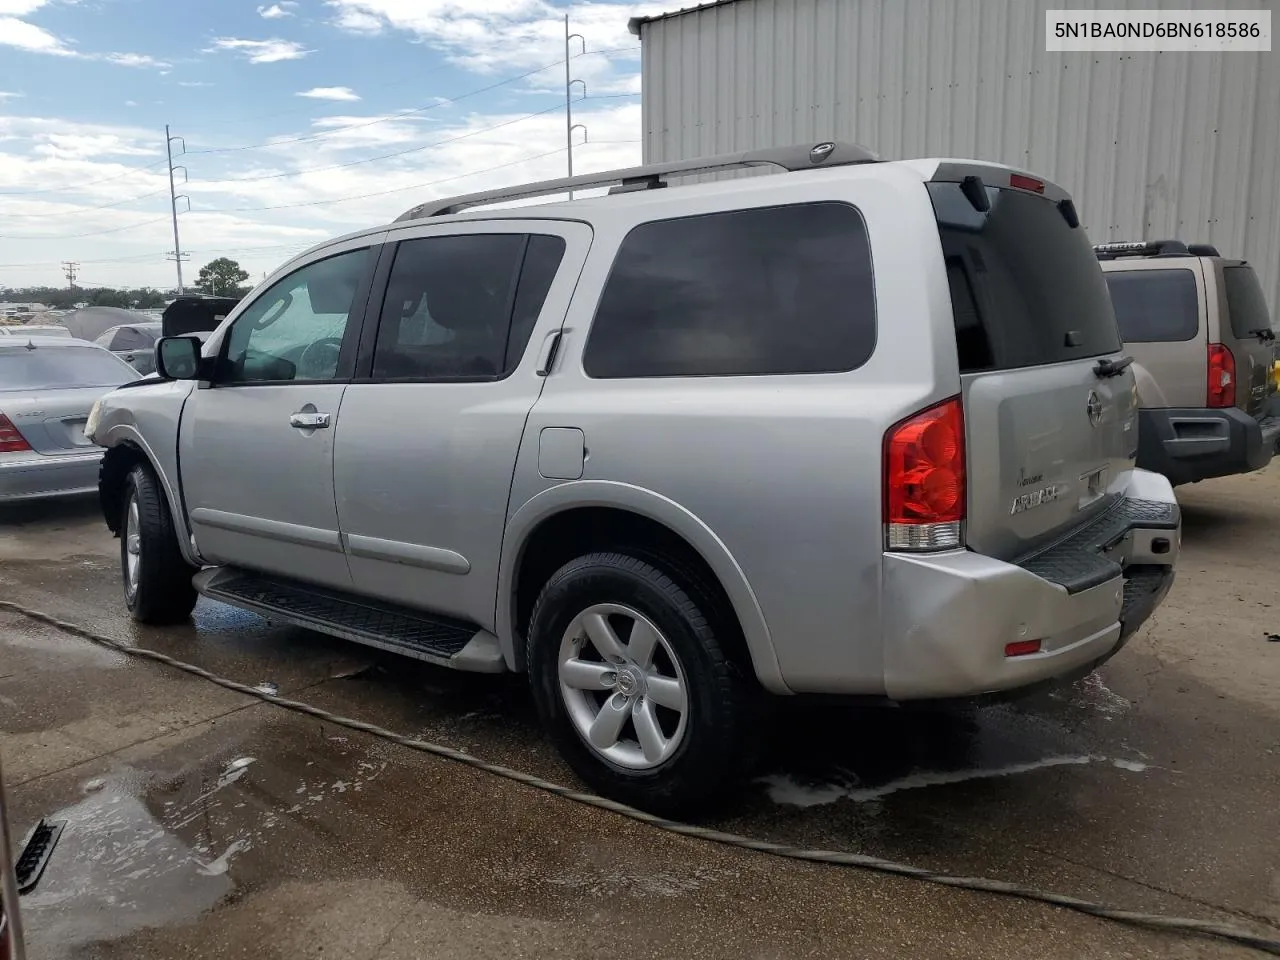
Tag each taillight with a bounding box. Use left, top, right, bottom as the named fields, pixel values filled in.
left=1206, top=343, right=1236, bottom=408
left=1009, top=173, right=1045, bottom=194
left=0, top=413, right=32, bottom=453
left=884, top=396, right=965, bottom=551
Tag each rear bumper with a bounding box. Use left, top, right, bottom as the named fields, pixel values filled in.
left=882, top=469, right=1179, bottom=701
left=0, top=450, right=103, bottom=502
left=1137, top=406, right=1280, bottom=486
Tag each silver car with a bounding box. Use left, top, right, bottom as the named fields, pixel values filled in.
left=1, top=337, right=140, bottom=502
left=0, top=325, right=72, bottom=338
left=94, top=321, right=163, bottom=376
left=88, top=142, right=1182, bottom=814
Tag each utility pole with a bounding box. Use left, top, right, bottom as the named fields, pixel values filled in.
left=165, top=125, right=190, bottom=295
left=61, top=260, right=78, bottom=289
left=564, top=15, right=586, bottom=199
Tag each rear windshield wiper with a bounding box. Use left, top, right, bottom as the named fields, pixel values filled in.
left=1093, top=355, right=1135, bottom=378
left=1249, top=327, right=1276, bottom=342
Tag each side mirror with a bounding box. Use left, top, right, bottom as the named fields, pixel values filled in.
left=155, top=336, right=203, bottom=380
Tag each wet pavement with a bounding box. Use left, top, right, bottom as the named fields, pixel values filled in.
left=2, top=473, right=1279, bottom=959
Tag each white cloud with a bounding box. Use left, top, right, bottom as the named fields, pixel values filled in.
left=0, top=1, right=54, bottom=15
left=104, top=52, right=170, bottom=68
left=331, top=7, right=382, bottom=33
left=297, top=86, right=361, bottom=102
left=0, top=12, right=170, bottom=66
left=208, top=37, right=314, bottom=63
left=258, top=2, right=298, bottom=18
left=0, top=15, right=75, bottom=55
left=178, top=80, right=213, bottom=88
left=0, top=98, right=642, bottom=288
left=0, top=91, right=23, bottom=100
left=324, top=1, right=652, bottom=94
left=124, top=100, right=138, bottom=107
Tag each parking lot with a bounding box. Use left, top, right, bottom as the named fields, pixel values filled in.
left=2, top=469, right=1278, bottom=960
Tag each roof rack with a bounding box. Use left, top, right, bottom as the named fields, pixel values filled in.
left=394, top=141, right=880, bottom=222
left=1093, top=239, right=1220, bottom=261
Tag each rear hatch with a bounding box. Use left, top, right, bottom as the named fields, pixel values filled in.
left=0, top=344, right=138, bottom=455
left=1216, top=263, right=1279, bottom=418
left=928, top=174, right=1138, bottom=562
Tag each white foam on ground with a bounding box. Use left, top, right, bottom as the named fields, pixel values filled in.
left=761, top=754, right=1134, bottom=807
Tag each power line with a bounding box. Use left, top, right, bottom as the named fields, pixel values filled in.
left=202, top=144, right=575, bottom=213
left=194, top=95, right=635, bottom=187
left=0, top=215, right=172, bottom=242
left=0, top=156, right=169, bottom=198
left=195, top=137, right=639, bottom=215
left=0, top=187, right=171, bottom=218
left=182, top=48, right=639, bottom=158
left=195, top=101, right=572, bottom=185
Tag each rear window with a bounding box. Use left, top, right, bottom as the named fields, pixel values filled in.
left=1222, top=265, right=1276, bottom=340
left=929, top=181, right=1121, bottom=373
left=0, top=345, right=137, bottom=391
left=583, top=202, right=876, bottom=378
left=1103, top=269, right=1200, bottom=342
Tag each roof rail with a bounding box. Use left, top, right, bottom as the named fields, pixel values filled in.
left=1092, top=239, right=1200, bottom=261
left=394, top=140, right=879, bottom=222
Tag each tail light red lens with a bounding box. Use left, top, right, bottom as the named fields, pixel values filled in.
left=0, top=413, right=32, bottom=454
left=1009, top=173, right=1045, bottom=194
left=1206, top=343, right=1236, bottom=409
left=884, top=396, right=965, bottom=551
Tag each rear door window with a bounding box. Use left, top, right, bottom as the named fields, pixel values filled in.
left=373, top=233, right=565, bottom=381
left=1103, top=269, right=1200, bottom=342
left=583, top=202, right=876, bottom=379
left=929, top=182, right=1121, bottom=373
left=1222, top=265, right=1276, bottom=340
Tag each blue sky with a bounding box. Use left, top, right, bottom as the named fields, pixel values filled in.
left=0, top=0, right=661, bottom=289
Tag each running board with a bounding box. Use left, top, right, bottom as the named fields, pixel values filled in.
left=193, top=568, right=506, bottom=673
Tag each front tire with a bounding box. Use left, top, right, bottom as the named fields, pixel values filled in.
left=527, top=552, right=754, bottom=817
left=121, top=464, right=198, bottom=624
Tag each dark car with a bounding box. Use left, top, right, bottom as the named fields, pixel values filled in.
left=161, top=295, right=240, bottom=340
left=94, top=322, right=163, bottom=375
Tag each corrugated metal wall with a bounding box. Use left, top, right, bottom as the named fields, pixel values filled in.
left=638, top=0, right=1280, bottom=311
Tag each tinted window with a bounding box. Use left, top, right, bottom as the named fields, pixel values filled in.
left=505, top=235, right=566, bottom=375
left=0, top=345, right=138, bottom=391
left=583, top=203, right=876, bottom=378
left=222, top=248, right=370, bottom=384
left=929, top=182, right=1121, bottom=373
left=1103, top=269, right=1199, bottom=342
left=1223, top=265, right=1276, bottom=340
left=374, top=234, right=562, bottom=380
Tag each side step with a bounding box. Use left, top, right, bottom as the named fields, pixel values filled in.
left=194, top=568, right=506, bottom=673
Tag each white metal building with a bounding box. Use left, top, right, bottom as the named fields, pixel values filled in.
left=629, top=0, right=1280, bottom=311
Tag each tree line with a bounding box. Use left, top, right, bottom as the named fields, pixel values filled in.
left=1, top=258, right=253, bottom=311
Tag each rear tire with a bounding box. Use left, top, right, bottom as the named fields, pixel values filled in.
left=527, top=552, right=755, bottom=817
left=122, top=463, right=198, bottom=625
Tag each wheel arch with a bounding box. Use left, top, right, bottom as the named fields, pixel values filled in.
left=98, top=425, right=200, bottom=567
left=498, top=481, right=789, bottom=694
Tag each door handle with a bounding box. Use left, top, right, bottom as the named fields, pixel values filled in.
left=289, top=411, right=331, bottom=429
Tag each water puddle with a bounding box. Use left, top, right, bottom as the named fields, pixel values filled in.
left=21, top=781, right=232, bottom=960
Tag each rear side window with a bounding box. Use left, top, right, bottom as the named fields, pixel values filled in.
left=1103, top=269, right=1200, bottom=342
left=1222, top=265, right=1276, bottom=340
left=929, top=182, right=1121, bottom=373
left=583, top=202, right=876, bottom=378
left=373, top=233, right=565, bottom=381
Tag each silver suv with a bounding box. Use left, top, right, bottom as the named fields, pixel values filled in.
left=1097, top=241, right=1280, bottom=485
left=87, top=142, right=1181, bottom=814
